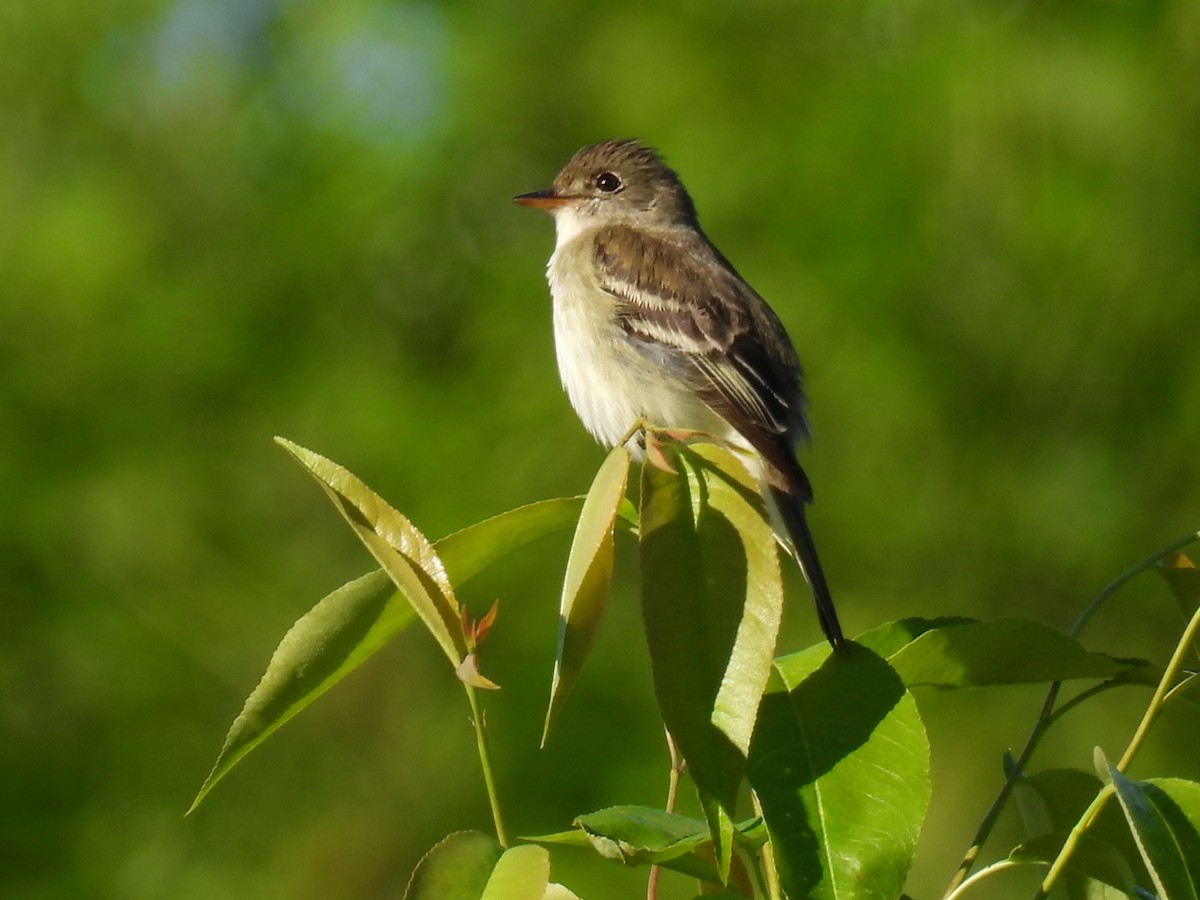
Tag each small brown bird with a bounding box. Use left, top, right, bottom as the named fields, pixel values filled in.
left=515, top=139, right=844, bottom=650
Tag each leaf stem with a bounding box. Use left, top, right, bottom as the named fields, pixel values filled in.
left=943, top=858, right=1026, bottom=900
left=465, top=682, right=508, bottom=847
left=942, top=529, right=1200, bottom=897
left=1068, top=530, right=1200, bottom=641
left=941, top=681, right=1061, bottom=895
left=1040, top=676, right=1137, bottom=731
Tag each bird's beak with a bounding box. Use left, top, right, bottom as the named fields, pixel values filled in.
left=513, top=188, right=573, bottom=209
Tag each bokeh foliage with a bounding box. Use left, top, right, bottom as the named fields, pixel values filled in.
left=2, top=1, right=1198, bottom=898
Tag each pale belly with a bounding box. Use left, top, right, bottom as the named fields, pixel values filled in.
left=548, top=254, right=731, bottom=453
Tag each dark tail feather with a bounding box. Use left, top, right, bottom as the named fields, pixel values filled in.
left=768, top=484, right=847, bottom=652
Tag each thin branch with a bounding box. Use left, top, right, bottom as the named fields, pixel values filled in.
left=942, top=528, right=1200, bottom=896
left=647, top=728, right=685, bottom=900
left=466, top=683, right=508, bottom=847
left=1037, top=598, right=1200, bottom=897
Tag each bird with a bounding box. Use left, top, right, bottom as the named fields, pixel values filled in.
left=514, top=138, right=845, bottom=651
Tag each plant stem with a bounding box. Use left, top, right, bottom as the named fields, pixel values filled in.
left=648, top=728, right=685, bottom=900
left=942, top=529, right=1200, bottom=897
left=1041, top=677, right=1137, bottom=731
left=1068, top=530, right=1200, bottom=640
left=466, top=682, right=508, bottom=847
left=943, top=859, right=1025, bottom=900
left=942, top=682, right=1061, bottom=895
left=1037, top=597, right=1200, bottom=898
left=1117, top=599, right=1200, bottom=771
left=1035, top=784, right=1114, bottom=897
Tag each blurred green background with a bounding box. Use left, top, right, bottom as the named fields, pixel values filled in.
left=4, top=0, right=1199, bottom=897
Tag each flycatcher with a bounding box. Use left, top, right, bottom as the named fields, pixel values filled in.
left=514, top=138, right=845, bottom=651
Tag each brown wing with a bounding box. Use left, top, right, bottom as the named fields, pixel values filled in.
left=591, top=224, right=811, bottom=497
left=592, top=225, right=844, bottom=648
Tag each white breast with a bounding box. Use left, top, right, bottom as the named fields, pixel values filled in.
left=547, top=240, right=644, bottom=448
left=544, top=228, right=732, bottom=452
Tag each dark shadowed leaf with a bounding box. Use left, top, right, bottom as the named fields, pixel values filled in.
left=639, top=442, right=785, bottom=878
left=1008, top=833, right=1136, bottom=896
left=747, top=643, right=930, bottom=900
left=1159, top=553, right=1200, bottom=671
left=1158, top=552, right=1200, bottom=618
left=1014, top=767, right=1147, bottom=888
left=543, top=446, right=630, bottom=743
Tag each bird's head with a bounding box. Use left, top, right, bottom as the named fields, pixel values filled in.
left=514, top=139, right=698, bottom=235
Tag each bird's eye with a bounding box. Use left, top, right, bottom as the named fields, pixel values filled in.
left=594, top=172, right=621, bottom=193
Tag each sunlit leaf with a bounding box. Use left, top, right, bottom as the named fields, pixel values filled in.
left=747, top=643, right=930, bottom=900
left=639, top=442, right=785, bottom=878
left=456, top=652, right=500, bottom=690
left=855, top=617, right=1144, bottom=688
left=437, top=497, right=590, bottom=587
left=192, top=489, right=586, bottom=810
left=479, top=844, right=551, bottom=900
left=276, top=437, right=465, bottom=665
left=404, top=830, right=502, bottom=900
left=543, top=446, right=630, bottom=743
left=188, top=570, right=409, bottom=813
left=1104, top=761, right=1200, bottom=900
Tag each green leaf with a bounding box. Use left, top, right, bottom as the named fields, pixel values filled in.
left=188, top=570, right=409, bottom=813
left=404, top=830, right=502, bottom=900
left=704, top=794, right=737, bottom=887
left=573, top=806, right=709, bottom=860
left=639, top=442, right=785, bottom=877
left=747, top=643, right=930, bottom=900
left=1106, top=764, right=1200, bottom=900
left=525, top=806, right=761, bottom=890
left=855, top=617, right=1144, bottom=688
left=437, top=497, right=589, bottom=587
left=543, top=446, right=630, bottom=743
left=191, top=489, right=586, bottom=811
left=276, top=437, right=465, bottom=665
left=480, top=844, right=551, bottom=900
